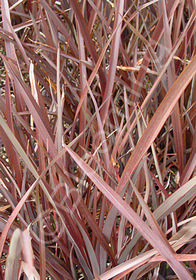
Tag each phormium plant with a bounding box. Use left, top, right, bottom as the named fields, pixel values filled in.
left=0, top=0, right=196, bottom=279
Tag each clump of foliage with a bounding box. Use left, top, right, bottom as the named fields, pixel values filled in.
left=0, top=0, right=196, bottom=279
